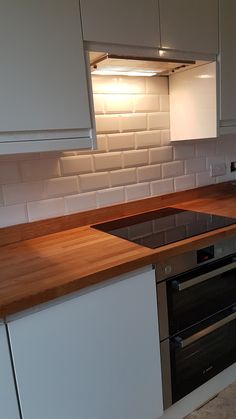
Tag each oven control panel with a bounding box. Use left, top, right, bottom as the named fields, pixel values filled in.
left=197, top=245, right=214, bottom=264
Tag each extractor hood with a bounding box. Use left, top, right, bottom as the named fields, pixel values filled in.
left=89, top=52, right=206, bottom=77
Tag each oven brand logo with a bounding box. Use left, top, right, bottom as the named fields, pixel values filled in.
left=203, top=365, right=213, bottom=375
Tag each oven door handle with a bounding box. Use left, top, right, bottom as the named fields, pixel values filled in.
left=174, top=307, right=236, bottom=349
left=172, top=258, right=236, bottom=291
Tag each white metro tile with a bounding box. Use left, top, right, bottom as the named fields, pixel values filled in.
left=173, top=143, right=195, bottom=160
left=93, top=152, right=122, bottom=171
left=174, top=175, right=195, bottom=192
left=107, top=133, right=135, bottom=151
left=134, top=95, right=160, bottom=112
left=3, top=181, right=44, bottom=205
left=27, top=198, right=65, bottom=222
left=0, top=162, right=21, bottom=184
left=149, top=146, right=173, bottom=164
left=120, top=114, right=147, bottom=132
left=162, top=161, right=184, bottom=178
left=137, top=164, right=161, bottom=182
left=148, top=112, right=170, bottom=130
left=0, top=204, right=27, bottom=227
left=123, top=150, right=148, bottom=167
left=151, top=179, right=174, bottom=196
left=117, top=76, right=146, bottom=94
left=79, top=172, right=109, bottom=192
left=146, top=77, right=169, bottom=94
left=104, top=94, right=133, bottom=113
left=20, top=159, right=60, bottom=181
left=97, top=187, right=125, bottom=207
left=160, top=95, right=170, bottom=112
left=196, top=171, right=216, bottom=187
left=0, top=187, right=3, bottom=206
left=96, top=135, right=108, bottom=152
left=125, top=183, right=150, bottom=201
left=95, top=115, right=120, bottom=134
left=60, top=155, right=93, bottom=175
left=136, top=131, right=161, bottom=149
left=91, top=75, right=119, bottom=94
left=161, top=130, right=171, bottom=145
left=44, top=177, right=78, bottom=198
left=93, top=94, right=104, bottom=114
left=110, top=168, right=137, bottom=187
left=185, top=158, right=206, bottom=174
left=65, top=192, right=97, bottom=214
left=195, top=140, right=216, bottom=157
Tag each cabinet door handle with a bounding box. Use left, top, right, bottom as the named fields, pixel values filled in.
left=174, top=308, right=236, bottom=349
left=172, top=260, right=236, bottom=291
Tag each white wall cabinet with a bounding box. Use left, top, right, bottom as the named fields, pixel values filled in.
left=79, top=0, right=160, bottom=48
left=219, top=0, right=236, bottom=133
left=0, top=324, right=21, bottom=419
left=159, top=0, right=218, bottom=54
left=8, top=267, right=163, bottom=419
left=0, top=0, right=93, bottom=154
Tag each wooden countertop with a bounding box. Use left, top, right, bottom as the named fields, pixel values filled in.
left=1, top=182, right=236, bottom=318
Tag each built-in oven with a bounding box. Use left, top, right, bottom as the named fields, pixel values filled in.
left=156, top=237, right=236, bottom=409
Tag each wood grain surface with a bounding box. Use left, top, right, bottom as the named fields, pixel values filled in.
left=1, top=182, right=236, bottom=318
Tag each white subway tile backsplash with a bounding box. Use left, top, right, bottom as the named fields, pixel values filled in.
left=150, top=179, right=174, bottom=196
left=196, top=171, right=216, bottom=187
left=107, top=133, right=135, bottom=151
left=137, top=164, right=161, bottom=182
left=118, top=77, right=146, bottom=94
left=110, top=168, right=137, bottom=187
left=92, top=76, right=119, bottom=94
left=79, top=172, right=109, bottom=192
left=196, top=140, right=216, bottom=157
left=21, top=159, right=60, bottom=181
left=0, top=204, right=27, bottom=227
left=161, top=130, right=171, bottom=146
left=160, top=95, right=169, bottom=112
left=0, top=187, right=4, bottom=206
left=93, top=94, right=104, bottom=114
left=173, top=143, right=195, bottom=160
left=0, top=162, right=21, bottom=184
left=95, top=115, right=120, bottom=133
left=149, top=146, right=173, bottom=164
left=104, top=94, right=133, bottom=113
left=146, top=77, right=169, bottom=94
left=96, top=135, right=108, bottom=152
left=162, top=161, right=184, bottom=178
left=61, top=155, right=93, bottom=175
left=125, top=183, right=150, bottom=201
left=123, top=149, right=148, bottom=167
left=148, top=112, right=170, bottom=130
left=134, top=95, right=160, bottom=112
left=65, top=192, right=97, bottom=214
left=27, top=198, right=65, bottom=222
left=136, top=131, right=161, bottom=149
left=97, top=187, right=124, bottom=207
left=93, top=152, right=122, bottom=171
left=185, top=158, right=206, bottom=174
left=3, top=181, right=44, bottom=205
left=174, top=174, right=195, bottom=191
left=44, top=177, right=78, bottom=198
left=120, top=113, right=147, bottom=132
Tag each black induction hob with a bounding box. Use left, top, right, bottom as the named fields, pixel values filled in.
left=93, top=207, right=236, bottom=249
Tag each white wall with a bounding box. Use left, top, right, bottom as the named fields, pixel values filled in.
left=0, top=75, right=235, bottom=227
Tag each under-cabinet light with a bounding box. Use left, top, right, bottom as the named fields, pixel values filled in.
left=91, top=69, right=158, bottom=77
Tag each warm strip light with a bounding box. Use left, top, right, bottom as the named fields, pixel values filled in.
left=91, top=69, right=158, bottom=77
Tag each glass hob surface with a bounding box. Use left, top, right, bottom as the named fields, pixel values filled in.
left=93, top=207, right=236, bottom=249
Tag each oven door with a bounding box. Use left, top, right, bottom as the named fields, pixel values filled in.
left=166, top=255, right=236, bottom=335
left=161, top=305, right=236, bottom=407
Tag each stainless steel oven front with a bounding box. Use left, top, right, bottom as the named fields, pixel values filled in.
left=156, top=237, right=236, bottom=409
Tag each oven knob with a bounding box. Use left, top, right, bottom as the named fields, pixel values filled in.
left=164, top=265, right=172, bottom=275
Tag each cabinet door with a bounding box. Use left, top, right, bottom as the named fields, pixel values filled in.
left=219, top=0, right=236, bottom=125
left=0, top=324, right=21, bottom=419
left=8, top=267, right=163, bottom=419
left=159, top=0, right=218, bottom=54
left=80, top=0, right=160, bottom=48
left=0, top=0, right=91, bottom=145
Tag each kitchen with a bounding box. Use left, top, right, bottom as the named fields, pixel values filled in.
left=0, top=1, right=236, bottom=418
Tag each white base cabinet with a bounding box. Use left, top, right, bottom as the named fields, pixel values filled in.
left=0, top=324, right=20, bottom=419
left=8, top=267, right=163, bottom=419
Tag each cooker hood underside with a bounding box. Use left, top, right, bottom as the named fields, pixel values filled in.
left=89, top=52, right=207, bottom=76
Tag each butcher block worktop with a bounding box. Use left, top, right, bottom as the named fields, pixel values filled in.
left=1, top=182, right=236, bottom=318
